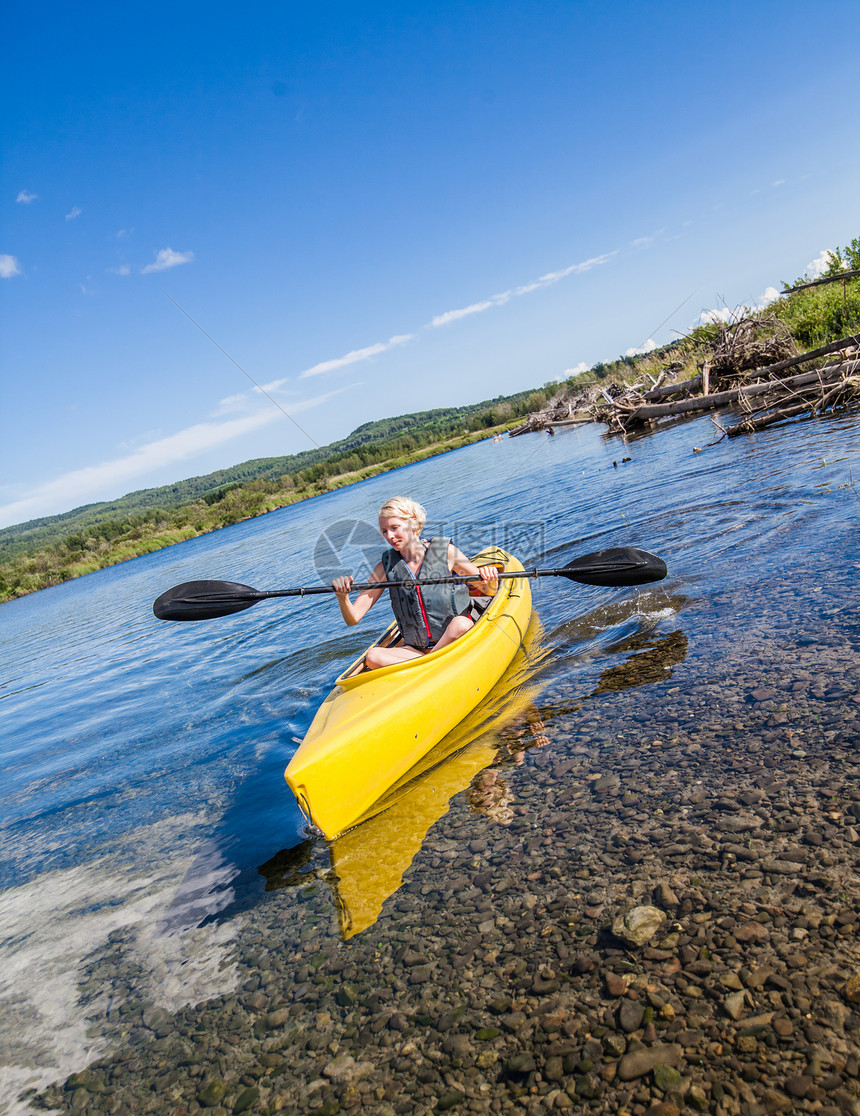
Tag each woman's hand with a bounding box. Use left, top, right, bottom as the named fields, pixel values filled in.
left=478, top=565, right=499, bottom=584
left=332, top=575, right=354, bottom=596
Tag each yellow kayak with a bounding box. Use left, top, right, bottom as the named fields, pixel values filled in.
left=328, top=613, right=546, bottom=938
left=285, top=546, right=532, bottom=840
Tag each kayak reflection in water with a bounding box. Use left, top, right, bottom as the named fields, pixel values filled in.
left=467, top=707, right=551, bottom=823
left=331, top=496, right=499, bottom=669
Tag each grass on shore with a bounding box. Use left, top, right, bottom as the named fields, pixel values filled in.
left=0, top=425, right=513, bottom=603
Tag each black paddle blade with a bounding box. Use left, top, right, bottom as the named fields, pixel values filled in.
left=153, top=580, right=262, bottom=621
left=560, top=548, right=667, bottom=587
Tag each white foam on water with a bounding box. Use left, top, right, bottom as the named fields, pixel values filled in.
left=636, top=606, right=677, bottom=625
left=0, top=814, right=245, bottom=1115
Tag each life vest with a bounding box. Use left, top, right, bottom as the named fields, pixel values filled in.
left=381, top=537, right=470, bottom=651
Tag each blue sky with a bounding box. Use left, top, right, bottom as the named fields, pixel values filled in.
left=2, top=0, right=858, bottom=529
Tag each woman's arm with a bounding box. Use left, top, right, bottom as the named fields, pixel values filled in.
left=332, top=562, right=386, bottom=626
left=448, top=544, right=499, bottom=584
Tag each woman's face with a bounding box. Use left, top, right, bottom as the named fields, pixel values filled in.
left=378, top=515, right=417, bottom=551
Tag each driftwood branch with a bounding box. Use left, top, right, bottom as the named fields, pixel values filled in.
left=781, top=269, right=860, bottom=293
left=641, top=374, right=702, bottom=402
left=741, top=334, right=859, bottom=379
left=726, top=375, right=860, bottom=436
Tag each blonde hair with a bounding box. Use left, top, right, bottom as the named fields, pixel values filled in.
left=378, top=496, right=427, bottom=532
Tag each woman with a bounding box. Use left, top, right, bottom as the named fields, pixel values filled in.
left=332, top=496, right=498, bottom=669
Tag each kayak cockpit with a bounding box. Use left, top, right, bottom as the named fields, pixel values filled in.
left=339, top=562, right=502, bottom=680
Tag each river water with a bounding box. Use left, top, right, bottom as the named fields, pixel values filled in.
left=1, top=413, right=858, bottom=1114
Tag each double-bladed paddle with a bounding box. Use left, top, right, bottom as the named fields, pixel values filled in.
left=153, top=547, right=667, bottom=622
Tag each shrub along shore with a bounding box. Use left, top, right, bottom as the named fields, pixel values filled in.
left=2, top=239, right=858, bottom=605
left=0, top=399, right=547, bottom=603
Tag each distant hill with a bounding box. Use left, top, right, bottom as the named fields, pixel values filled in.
left=0, top=387, right=545, bottom=562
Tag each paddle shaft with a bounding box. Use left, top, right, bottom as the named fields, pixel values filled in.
left=171, top=567, right=586, bottom=605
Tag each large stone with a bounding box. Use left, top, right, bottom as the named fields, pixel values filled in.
left=141, top=1006, right=171, bottom=1031
left=618, top=999, right=645, bottom=1033
left=506, top=1052, right=536, bottom=1076
left=233, top=1086, right=260, bottom=1113
left=198, top=1080, right=228, bottom=1107
left=653, top=1064, right=682, bottom=1091
left=604, top=971, right=630, bottom=997
left=784, top=1075, right=813, bottom=1098
left=723, top=991, right=747, bottom=1020
left=645, top=1103, right=680, bottom=1116
left=843, top=973, right=860, bottom=1003
left=612, top=906, right=666, bottom=947
left=322, top=1054, right=374, bottom=1084
left=617, top=1043, right=683, bottom=1081
left=323, top=1054, right=356, bottom=1082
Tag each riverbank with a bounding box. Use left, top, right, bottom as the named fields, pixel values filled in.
left=509, top=259, right=860, bottom=442
left=0, top=423, right=516, bottom=604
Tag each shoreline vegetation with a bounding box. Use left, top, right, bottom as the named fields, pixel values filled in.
left=2, top=239, right=858, bottom=605
left=0, top=395, right=548, bottom=603
left=510, top=245, right=860, bottom=441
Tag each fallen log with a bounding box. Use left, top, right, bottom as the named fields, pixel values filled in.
left=741, top=334, right=859, bottom=379
left=543, top=416, right=591, bottom=428
left=781, top=269, right=860, bottom=293
left=624, top=362, right=851, bottom=423
left=641, top=374, right=702, bottom=402
left=726, top=400, right=811, bottom=436
left=726, top=375, right=859, bottom=436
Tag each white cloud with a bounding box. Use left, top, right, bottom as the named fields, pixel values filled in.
left=298, top=333, right=414, bottom=379
left=0, top=254, right=22, bottom=278
left=0, top=390, right=341, bottom=529
left=16, top=190, right=37, bottom=204
left=692, top=285, right=783, bottom=329
left=280, top=250, right=617, bottom=386
left=214, top=392, right=252, bottom=415
left=536, top=253, right=616, bottom=284
left=625, top=338, right=657, bottom=357
left=694, top=306, right=735, bottom=327
left=428, top=251, right=617, bottom=328
left=141, top=247, right=194, bottom=274
left=107, top=264, right=131, bottom=276
left=630, top=228, right=665, bottom=250
left=806, top=250, right=832, bottom=280
left=430, top=298, right=502, bottom=327
left=756, top=286, right=780, bottom=308
left=564, top=362, right=591, bottom=377
left=65, top=206, right=82, bottom=221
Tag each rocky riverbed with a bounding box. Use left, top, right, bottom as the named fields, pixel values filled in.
left=30, top=552, right=860, bottom=1116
